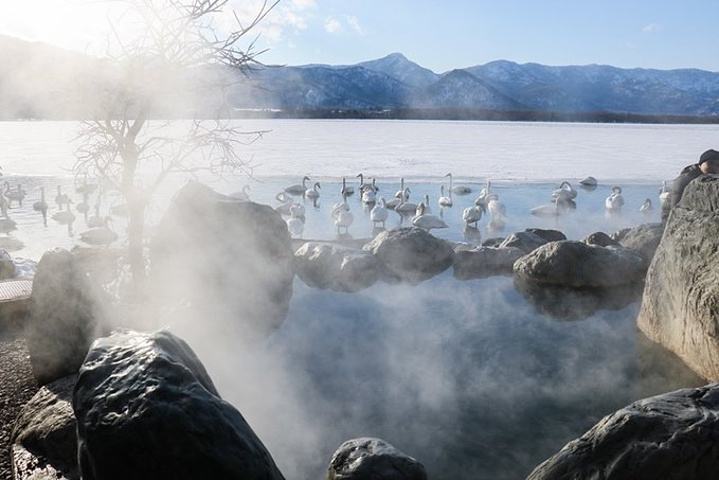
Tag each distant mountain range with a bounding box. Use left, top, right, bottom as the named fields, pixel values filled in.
left=230, top=53, right=719, bottom=119
left=2, top=35, right=719, bottom=121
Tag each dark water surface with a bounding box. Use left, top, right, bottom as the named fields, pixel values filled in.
left=265, top=272, right=702, bottom=480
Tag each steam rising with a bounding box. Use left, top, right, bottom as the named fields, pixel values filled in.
left=0, top=2, right=712, bottom=478
left=153, top=257, right=702, bottom=479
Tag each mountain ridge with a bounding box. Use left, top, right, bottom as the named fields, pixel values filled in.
left=1, top=36, right=718, bottom=120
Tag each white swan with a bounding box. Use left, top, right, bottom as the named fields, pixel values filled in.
left=335, top=209, right=354, bottom=235
left=55, top=185, right=69, bottom=209
left=274, top=191, right=294, bottom=216
left=289, top=202, right=306, bottom=221
left=52, top=199, right=76, bottom=225
left=659, top=180, right=670, bottom=210
left=416, top=194, right=433, bottom=216
left=640, top=198, right=653, bottom=216
left=33, top=187, right=49, bottom=225
left=462, top=204, right=483, bottom=228
left=370, top=197, right=389, bottom=228
left=447, top=172, right=472, bottom=195
left=356, top=173, right=367, bottom=193
left=412, top=202, right=448, bottom=231
left=486, top=193, right=507, bottom=231
left=361, top=182, right=377, bottom=204
left=4, top=183, right=26, bottom=207
left=331, top=192, right=350, bottom=220
left=531, top=200, right=559, bottom=217
left=75, top=175, right=97, bottom=196
left=551, top=181, right=577, bottom=201
left=579, top=176, right=598, bottom=187
left=305, top=181, right=321, bottom=199
left=287, top=206, right=305, bottom=238
left=230, top=185, right=251, bottom=201
left=394, top=178, right=406, bottom=201
left=605, top=186, right=624, bottom=215
left=438, top=184, right=453, bottom=207
left=394, top=189, right=418, bottom=215
left=341, top=177, right=355, bottom=196
left=79, top=216, right=118, bottom=246
left=87, top=202, right=105, bottom=228
left=285, top=176, right=310, bottom=195
left=332, top=193, right=354, bottom=235
left=475, top=179, right=492, bottom=210
left=387, top=186, right=410, bottom=209
left=75, top=192, right=90, bottom=215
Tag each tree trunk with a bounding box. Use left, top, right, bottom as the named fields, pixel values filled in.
left=127, top=197, right=147, bottom=301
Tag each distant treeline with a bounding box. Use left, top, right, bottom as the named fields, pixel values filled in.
left=232, top=108, right=719, bottom=124
left=5, top=108, right=719, bottom=124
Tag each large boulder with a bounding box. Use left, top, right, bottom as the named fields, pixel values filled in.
left=150, top=181, right=294, bottom=341
left=638, top=175, right=719, bottom=380
left=362, top=228, right=454, bottom=284
left=528, top=383, right=719, bottom=480
left=611, top=222, right=664, bottom=263
left=12, top=375, right=78, bottom=480
left=327, top=437, right=427, bottom=480
left=513, top=240, right=648, bottom=288
left=73, top=330, right=285, bottom=480
left=294, top=242, right=381, bottom=292
left=26, top=248, right=108, bottom=385
left=499, top=230, right=552, bottom=253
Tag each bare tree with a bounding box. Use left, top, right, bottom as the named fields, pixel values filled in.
left=73, top=0, right=277, bottom=299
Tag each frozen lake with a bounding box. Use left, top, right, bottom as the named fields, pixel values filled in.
left=0, top=119, right=712, bottom=479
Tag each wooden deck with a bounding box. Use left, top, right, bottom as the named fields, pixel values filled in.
left=0, top=280, right=33, bottom=332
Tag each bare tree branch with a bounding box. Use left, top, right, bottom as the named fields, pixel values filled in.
left=73, top=0, right=277, bottom=298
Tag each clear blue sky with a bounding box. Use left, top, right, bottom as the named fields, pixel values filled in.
left=3, top=0, right=718, bottom=73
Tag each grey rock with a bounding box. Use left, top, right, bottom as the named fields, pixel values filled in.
left=73, top=330, right=285, bottom=480
left=327, top=437, right=427, bottom=480
left=638, top=175, right=719, bottom=380
left=581, top=231, right=619, bottom=247
left=482, top=237, right=505, bottom=247
left=524, top=228, right=566, bottom=243
left=453, top=246, right=525, bottom=280
left=26, top=248, right=108, bottom=385
left=528, top=383, right=719, bottom=480
left=12, top=375, right=79, bottom=480
left=498, top=230, right=549, bottom=253
left=294, top=242, right=381, bottom=292
left=362, top=228, right=453, bottom=284
left=612, top=222, right=664, bottom=262
left=150, top=181, right=294, bottom=341
left=513, top=240, right=648, bottom=288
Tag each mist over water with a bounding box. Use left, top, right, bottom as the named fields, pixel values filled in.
left=190, top=273, right=700, bottom=479
left=0, top=120, right=709, bottom=479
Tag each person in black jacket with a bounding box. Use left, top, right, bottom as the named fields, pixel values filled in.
left=661, top=148, right=719, bottom=223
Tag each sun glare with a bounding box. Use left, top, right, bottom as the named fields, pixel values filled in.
left=0, top=1, right=128, bottom=56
